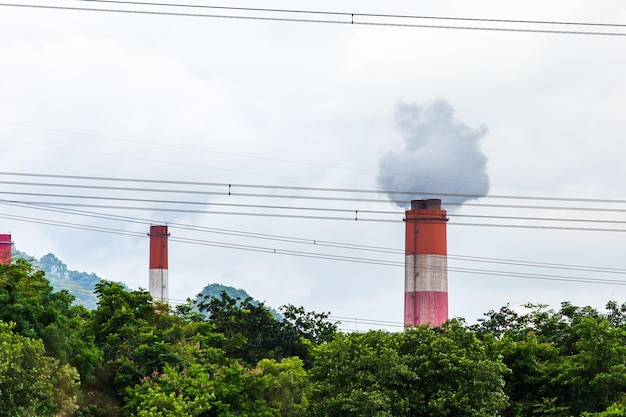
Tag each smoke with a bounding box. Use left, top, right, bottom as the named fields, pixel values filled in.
left=378, top=100, right=490, bottom=209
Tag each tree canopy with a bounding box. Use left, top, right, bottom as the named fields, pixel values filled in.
left=4, top=258, right=626, bottom=416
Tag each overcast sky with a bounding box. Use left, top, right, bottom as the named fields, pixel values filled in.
left=1, top=0, right=626, bottom=330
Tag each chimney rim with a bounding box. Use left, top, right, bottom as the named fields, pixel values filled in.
left=410, top=199, right=442, bottom=210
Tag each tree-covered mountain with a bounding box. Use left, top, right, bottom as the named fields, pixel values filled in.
left=12, top=249, right=279, bottom=314
left=195, top=283, right=282, bottom=320
left=14, top=249, right=101, bottom=310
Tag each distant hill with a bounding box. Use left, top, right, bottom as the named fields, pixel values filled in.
left=195, top=283, right=282, bottom=320
left=11, top=249, right=278, bottom=314
left=14, top=249, right=102, bottom=310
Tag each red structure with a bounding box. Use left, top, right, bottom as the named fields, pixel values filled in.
left=0, top=234, right=11, bottom=264
left=404, top=199, right=448, bottom=327
left=149, top=225, right=169, bottom=302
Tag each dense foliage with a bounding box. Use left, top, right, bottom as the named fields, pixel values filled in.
left=3, top=258, right=626, bottom=416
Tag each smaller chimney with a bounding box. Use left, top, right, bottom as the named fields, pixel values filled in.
left=0, top=234, right=12, bottom=265
left=148, top=225, right=169, bottom=302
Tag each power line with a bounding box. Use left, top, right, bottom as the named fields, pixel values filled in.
left=0, top=211, right=401, bottom=265
left=4, top=188, right=626, bottom=216
left=3, top=210, right=626, bottom=287
left=0, top=212, right=144, bottom=238
left=5, top=188, right=626, bottom=229
left=2, top=200, right=397, bottom=222
left=6, top=197, right=626, bottom=231
left=447, top=266, right=626, bottom=286
left=0, top=125, right=608, bottom=198
left=448, top=254, right=626, bottom=275
left=2, top=124, right=622, bottom=198
left=0, top=2, right=625, bottom=37
left=6, top=199, right=626, bottom=275
left=0, top=190, right=399, bottom=215
left=166, top=296, right=404, bottom=329
left=169, top=235, right=401, bottom=267
left=452, top=214, right=626, bottom=226
left=77, top=1, right=626, bottom=29
left=451, top=222, right=626, bottom=233
left=3, top=172, right=626, bottom=205
left=3, top=172, right=626, bottom=229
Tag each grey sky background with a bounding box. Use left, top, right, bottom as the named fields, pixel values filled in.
left=1, top=0, right=626, bottom=329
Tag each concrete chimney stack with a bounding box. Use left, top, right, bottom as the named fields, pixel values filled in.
left=404, top=199, right=448, bottom=327
left=149, top=225, right=169, bottom=302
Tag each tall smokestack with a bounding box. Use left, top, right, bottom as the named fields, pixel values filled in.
left=0, top=234, right=12, bottom=265
left=405, top=199, right=448, bottom=327
left=149, top=225, right=169, bottom=302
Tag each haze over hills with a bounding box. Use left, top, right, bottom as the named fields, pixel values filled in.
left=13, top=247, right=269, bottom=312
left=14, top=249, right=101, bottom=310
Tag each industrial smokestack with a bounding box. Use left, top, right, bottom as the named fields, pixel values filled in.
left=405, top=199, right=448, bottom=327
left=0, top=234, right=12, bottom=265
left=149, top=225, right=169, bottom=302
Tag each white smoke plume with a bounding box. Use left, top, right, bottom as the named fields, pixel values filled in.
left=378, top=100, right=490, bottom=209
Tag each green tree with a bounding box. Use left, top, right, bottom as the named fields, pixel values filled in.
left=492, top=332, right=563, bottom=417
left=583, top=401, right=626, bottom=417
left=0, top=258, right=100, bottom=381
left=0, top=322, right=80, bottom=417
left=256, top=357, right=309, bottom=416
left=125, top=362, right=281, bottom=417
left=554, top=316, right=626, bottom=415
left=308, top=320, right=508, bottom=417
left=124, top=364, right=215, bottom=417
left=198, top=292, right=308, bottom=366
left=86, top=281, right=189, bottom=408
left=471, top=304, right=527, bottom=340
left=475, top=302, right=626, bottom=416
left=85, top=281, right=256, bottom=416
left=280, top=304, right=338, bottom=345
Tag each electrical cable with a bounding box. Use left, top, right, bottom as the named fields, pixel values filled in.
left=6, top=196, right=626, bottom=230
left=2, top=200, right=397, bottom=222
left=77, top=1, right=626, bottom=29
left=0, top=190, right=400, bottom=215
left=452, top=213, right=626, bottom=226
left=2, top=210, right=626, bottom=287
left=1, top=124, right=621, bottom=198
left=5, top=199, right=626, bottom=275
left=6, top=191, right=626, bottom=215
left=7, top=184, right=626, bottom=226
left=3, top=172, right=626, bottom=205
left=167, top=296, right=406, bottom=328
left=0, top=2, right=624, bottom=36
left=0, top=127, right=611, bottom=198
left=447, top=254, right=626, bottom=275
left=10, top=199, right=626, bottom=230
left=450, top=222, right=626, bottom=233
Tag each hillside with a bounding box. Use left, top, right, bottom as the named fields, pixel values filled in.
left=12, top=248, right=276, bottom=313
left=194, top=283, right=283, bottom=320
left=14, top=249, right=101, bottom=310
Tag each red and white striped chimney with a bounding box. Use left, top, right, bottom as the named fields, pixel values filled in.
left=0, top=234, right=12, bottom=265
left=149, top=225, right=169, bottom=302
left=405, top=199, right=448, bottom=327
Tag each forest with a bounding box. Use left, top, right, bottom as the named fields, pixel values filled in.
left=2, top=257, right=626, bottom=417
